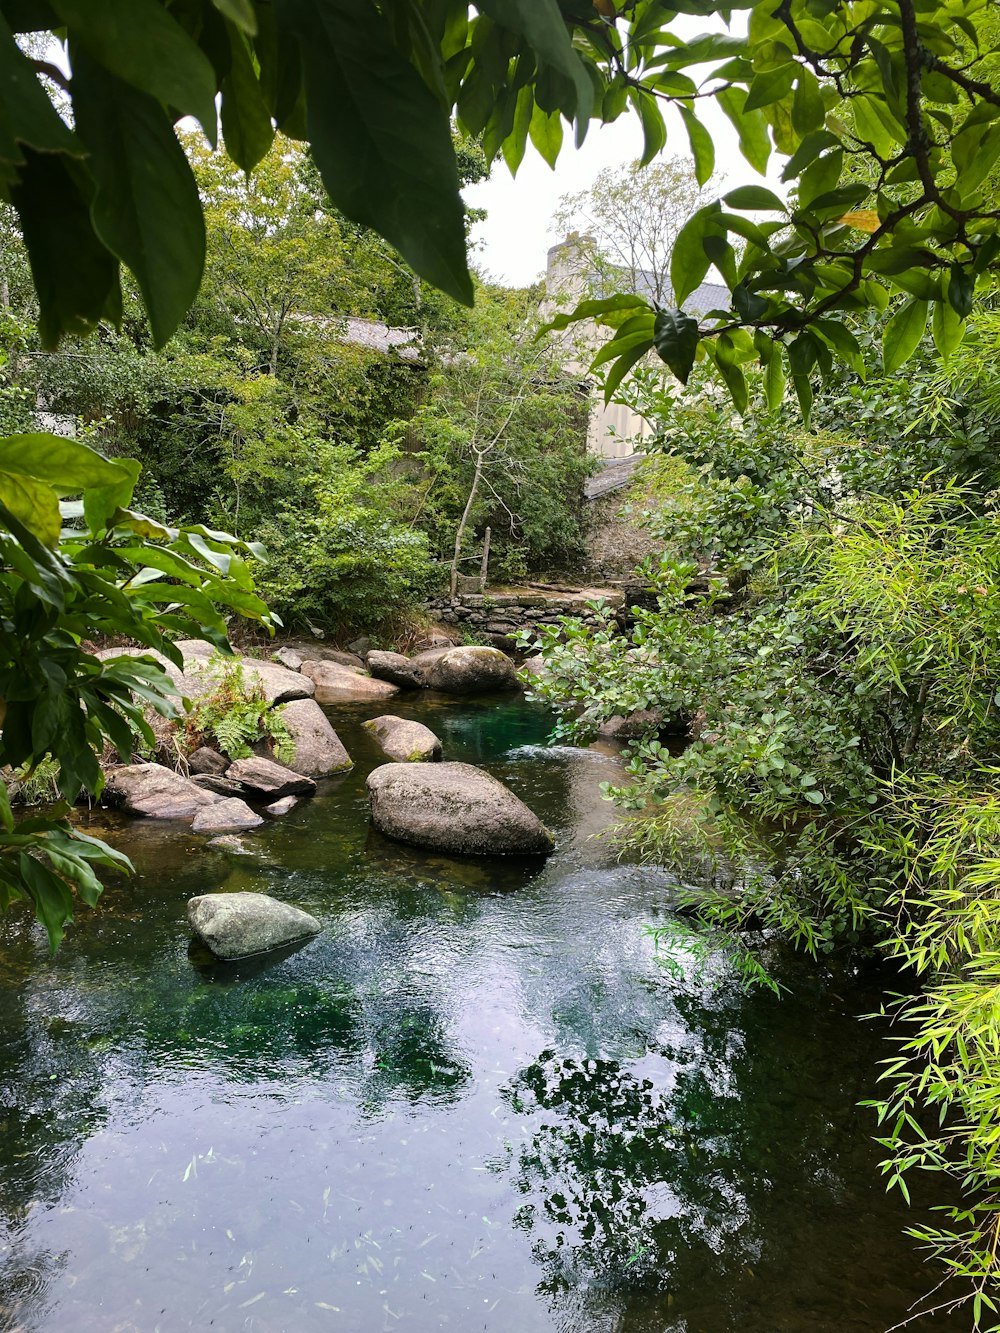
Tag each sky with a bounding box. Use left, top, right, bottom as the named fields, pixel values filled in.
left=463, top=24, right=788, bottom=289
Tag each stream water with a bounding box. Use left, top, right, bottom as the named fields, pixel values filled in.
left=0, top=694, right=965, bottom=1332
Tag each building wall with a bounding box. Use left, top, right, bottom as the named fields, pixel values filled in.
left=543, top=234, right=654, bottom=461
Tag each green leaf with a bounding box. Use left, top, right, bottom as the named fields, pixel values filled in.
left=882, top=298, right=928, bottom=373
left=0, top=469, right=60, bottom=547
left=947, top=263, right=974, bottom=318
left=717, top=86, right=770, bottom=174
left=0, top=11, right=79, bottom=171
left=743, top=63, right=795, bottom=113
left=528, top=103, right=563, bottom=169
left=671, top=205, right=714, bottom=307
left=51, top=0, right=218, bottom=143
left=10, top=148, right=121, bottom=349
left=780, top=130, right=838, bottom=181
left=276, top=0, right=472, bottom=305
left=653, top=308, right=700, bottom=384
left=931, top=299, right=966, bottom=359
left=679, top=106, right=714, bottom=185
left=211, top=0, right=257, bottom=33
left=220, top=22, right=275, bottom=173
left=83, top=457, right=140, bottom=534
left=764, top=344, right=786, bottom=410
left=715, top=354, right=748, bottom=414
left=0, top=434, right=129, bottom=493
left=602, top=340, right=650, bottom=403
left=70, top=49, right=206, bottom=350
left=537, top=293, right=649, bottom=336
left=792, top=68, right=825, bottom=135
left=632, top=87, right=666, bottom=166
left=18, top=851, right=74, bottom=952
left=723, top=185, right=786, bottom=211
left=478, top=0, right=593, bottom=142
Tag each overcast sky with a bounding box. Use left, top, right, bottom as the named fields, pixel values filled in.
left=464, top=30, right=788, bottom=289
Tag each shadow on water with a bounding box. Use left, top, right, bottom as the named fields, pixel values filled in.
left=0, top=694, right=967, bottom=1331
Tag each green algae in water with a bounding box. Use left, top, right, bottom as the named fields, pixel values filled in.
left=0, top=695, right=967, bottom=1331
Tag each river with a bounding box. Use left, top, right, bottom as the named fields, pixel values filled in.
left=0, top=694, right=963, bottom=1331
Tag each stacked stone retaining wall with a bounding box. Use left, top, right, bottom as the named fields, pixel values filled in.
left=424, top=588, right=626, bottom=650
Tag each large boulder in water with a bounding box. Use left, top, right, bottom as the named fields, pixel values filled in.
left=419, top=646, right=520, bottom=695
left=279, top=698, right=353, bottom=776
left=366, top=761, right=554, bottom=856
left=187, top=891, right=321, bottom=959
left=363, top=715, right=442, bottom=762
left=104, top=763, right=221, bottom=819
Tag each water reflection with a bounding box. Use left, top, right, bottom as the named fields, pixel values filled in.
left=0, top=695, right=966, bottom=1331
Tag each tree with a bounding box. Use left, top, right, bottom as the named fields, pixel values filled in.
left=552, top=157, right=708, bottom=305
left=186, top=133, right=354, bottom=377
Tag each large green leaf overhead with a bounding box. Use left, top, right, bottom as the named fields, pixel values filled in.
left=275, top=0, right=472, bottom=306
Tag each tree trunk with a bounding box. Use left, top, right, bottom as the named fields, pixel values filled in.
left=450, top=451, right=484, bottom=599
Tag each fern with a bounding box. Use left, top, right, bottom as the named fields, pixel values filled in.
left=184, top=655, right=296, bottom=765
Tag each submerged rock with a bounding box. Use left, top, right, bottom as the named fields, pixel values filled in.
left=264, top=795, right=299, bottom=816
left=187, top=891, right=321, bottom=959
left=278, top=698, right=353, bottom=777
left=301, top=660, right=400, bottom=703
left=363, top=715, right=442, bottom=763
left=191, top=798, right=264, bottom=834
left=366, top=761, right=554, bottom=856
left=420, top=646, right=520, bottom=695
left=104, top=763, right=220, bottom=820
left=226, top=756, right=317, bottom=799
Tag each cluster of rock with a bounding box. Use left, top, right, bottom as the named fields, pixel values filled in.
left=99, top=636, right=559, bottom=963
left=105, top=754, right=319, bottom=833
left=423, top=588, right=626, bottom=650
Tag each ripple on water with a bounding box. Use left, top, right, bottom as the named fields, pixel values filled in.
left=0, top=694, right=965, bottom=1331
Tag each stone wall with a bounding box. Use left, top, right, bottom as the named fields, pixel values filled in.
left=424, top=587, right=626, bottom=650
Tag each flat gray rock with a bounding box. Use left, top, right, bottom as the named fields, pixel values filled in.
left=278, top=698, right=352, bottom=776
left=104, top=763, right=220, bottom=819
left=187, top=891, right=321, bottom=960
left=363, top=715, right=442, bottom=762
left=301, top=660, right=399, bottom=703
left=191, top=798, right=264, bottom=833
left=367, top=761, right=554, bottom=856
left=226, top=755, right=317, bottom=798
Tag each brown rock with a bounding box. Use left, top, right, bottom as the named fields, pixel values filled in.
left=188, top=746, right=229, bottom=776
left=301, top=660, right=399, bottom=703
left=226, top=756, right=317, bottom=798
left=104, top=763, right=220, bottom=819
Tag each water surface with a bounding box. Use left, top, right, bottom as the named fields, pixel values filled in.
left=0, top=695, right=963, bottom=1331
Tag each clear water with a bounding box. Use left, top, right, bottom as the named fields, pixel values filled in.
left=0, top=695, right=963, bottom=1332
